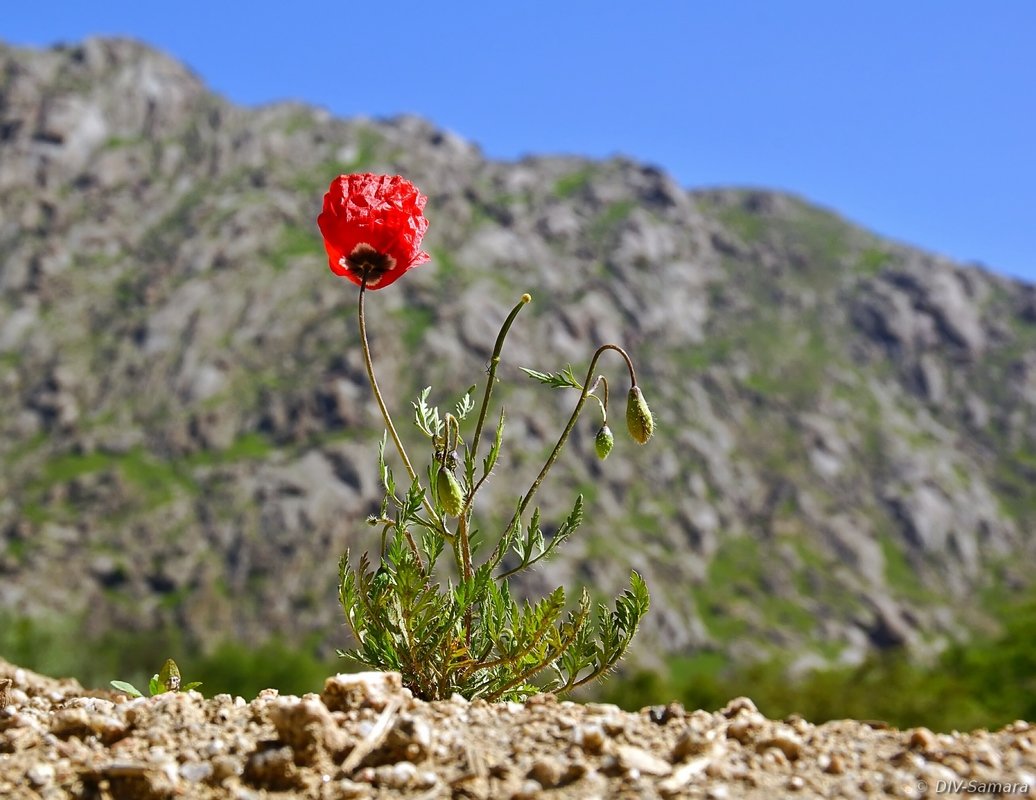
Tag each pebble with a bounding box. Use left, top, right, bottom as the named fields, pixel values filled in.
left=617, top=744, right=672, bottom=776
left=727, top=713, right=763, bottom=744
left=321, top=672, right=405, bottom=712
left=267, top=696, right=345, bottom=759
left=511, top=779, right=545, bottom=800
left=672, top=727, right=718, bottom=760
left=908, top=727, right=937, bottom=752
left=26, top=763, right=55, bottom=787
left=332, top=778, right=368, bottom=798
left=179, top=761, right=213, bottom=782
left=384, top=714, right=433, bottom=762
left=721, top=697, right=758, bottom=717
left=527, top=757, right=563, bottom=787
left=243, top=745, right=297, bottom=789
left=572, top=723, right=607, bottom=754
left=210, top=754, right=242, bottom=779
left=760, top=729, right=804, bottom=760
left=376, top=761, right=417, bottom=789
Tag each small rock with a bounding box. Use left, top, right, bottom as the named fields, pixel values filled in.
left=908, top=727, right=938, bottom=752
left=672, top=727, right=717, bottom=760
left=416, top=770, right=438, bottom=789
left=210, top=755, right=243, bottom=782
left=616, top=744, right=672, bottom=776
left=573, top=724, right=607, bottom=754
left=528, top=757, right=564, bottom=788
left=331, top=778, right=368, bottom=798
left=243, top=744, right=298, bottom=790
left=511, top=779, right=545, bottom=800
left=382, top=715, right=432, bottom=763
left=374, top=761, right=417, bottom=789
left=321, top=672, right=406, bottom=712
left=721, top=697, right=758, bottom=717
left=758, top=729, right=804, bottom=760
left=649, top=703, right=683, bottom=724
left=267, top=696, right=346, bottom=762
left=726, top=713, right=764, bottom=744
left=179, top=761, right=213, bottom=783
left=26, top=763, right=55, bottom=787
left=49, top=707, right=127, bottom=741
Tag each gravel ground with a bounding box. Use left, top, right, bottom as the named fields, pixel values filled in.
left=1, top=657, right=1033, bottom=799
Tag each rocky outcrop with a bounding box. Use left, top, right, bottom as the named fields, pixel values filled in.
left=1, top=38, right=1035, bottom=669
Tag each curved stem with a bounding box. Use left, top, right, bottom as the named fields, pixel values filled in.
left=494, top=344, right=635, bottom=564
left=461, top=294, right=530, bottom=639
left=470, top=294, right=531, bottom=461
left=358, top=280, right=439, bottom=531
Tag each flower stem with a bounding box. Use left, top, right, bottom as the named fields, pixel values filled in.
left=494, top=343, right=636, bottom=564
left=461, top=293, right=530, bottom=636
left=470, top=293, right=532, bottom=459
left=357, top=281, right=438, bottom=545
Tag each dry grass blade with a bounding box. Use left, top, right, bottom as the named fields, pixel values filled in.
left=341, top=696, right=402, bottom=773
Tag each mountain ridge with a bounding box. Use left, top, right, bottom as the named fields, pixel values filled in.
left=1, top=37, right=1035, bottom=675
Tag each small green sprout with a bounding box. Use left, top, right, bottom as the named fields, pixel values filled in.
left=110, top=658, right=202, bottom=698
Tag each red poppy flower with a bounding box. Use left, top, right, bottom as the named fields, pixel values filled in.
left=317, top=173, right=431, bottom=289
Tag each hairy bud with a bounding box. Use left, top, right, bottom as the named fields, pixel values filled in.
left=436, top=467, right=464, bottom=517
left=625, top=386, right=654, bottom=445
left=595, top=425, right=615, bottom=460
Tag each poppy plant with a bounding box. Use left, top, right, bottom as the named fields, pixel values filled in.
left=324, top=172, right=652, bottom=702
left=317, top=173, right=430, bottom=289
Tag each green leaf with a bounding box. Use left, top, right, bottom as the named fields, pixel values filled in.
left=455, top=386, right=477, bottom=420
left=110, top=680, right=142, bottom=698
left=520, top=366, right=582, bottom=390
left=454, top=564, right=490, bottom=613
left=420, top=527, right=445, bottom=568
left=400, top=476, right=425, bottom=527
left=148, top=674, right=161, bottom=696
left=483, top=409, right=505, bottom=477
left=540, top=494, right=584, bottom=561
left=413, top=387, right=443, bottom=439
left=157, top=658, right=181, bottom=692
left=463, top=447, right=476, bottom=491
left=488, top=502, right=523, bottom=572
left=378, top=434, right=396, bottom=498
left=182, top=682, right=203, bottom=692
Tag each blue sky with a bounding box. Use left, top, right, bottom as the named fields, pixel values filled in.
left=5, top=2, right=1035, bottom=283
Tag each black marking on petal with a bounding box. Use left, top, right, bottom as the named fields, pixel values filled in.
left=346, top=243, right=396, bottom=285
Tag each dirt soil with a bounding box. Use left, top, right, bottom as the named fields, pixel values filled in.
left=1, top=657, right=1033, bottom=799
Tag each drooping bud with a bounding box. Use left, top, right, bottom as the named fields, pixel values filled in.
left=595, top=425, right=615, bottom=460
left=625, top=386, right=654, bottom=444
left=436, top=466, right=464, bottom=517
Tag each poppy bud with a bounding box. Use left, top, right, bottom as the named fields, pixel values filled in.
left=595, top=425, right=615, bottom=460
left=625, top=386, right=654, bottom=444
left=436, top=466, right=464, bottom=517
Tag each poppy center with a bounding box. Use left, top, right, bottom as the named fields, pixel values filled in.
left=345, top=244, right=396, bottom=286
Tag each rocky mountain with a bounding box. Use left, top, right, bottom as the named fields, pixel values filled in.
left=1, top=38, right=1035, bottom=673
